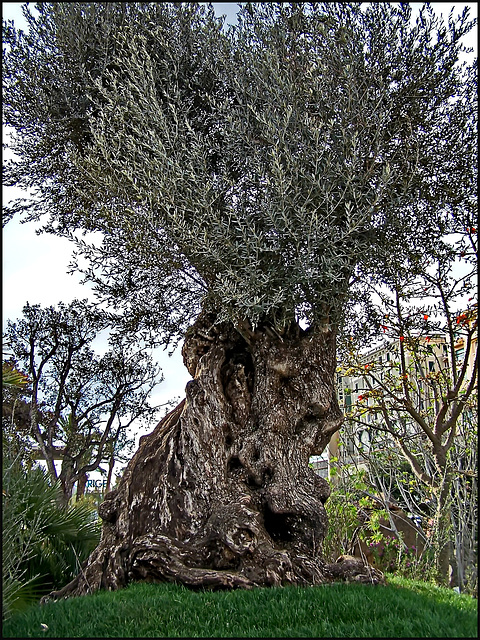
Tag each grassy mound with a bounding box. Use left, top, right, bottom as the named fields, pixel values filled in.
left=3, top=575, right=477, bottom=638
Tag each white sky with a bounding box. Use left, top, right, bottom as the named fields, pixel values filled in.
left=2, top=2, right=478, bottom=449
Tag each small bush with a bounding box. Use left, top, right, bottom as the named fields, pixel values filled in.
left=324, top=471, right=438, bottom=583
left=2, top=450, right=100, bottom=619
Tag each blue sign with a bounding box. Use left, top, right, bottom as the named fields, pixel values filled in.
left=86, top=479, right=108, bottom=490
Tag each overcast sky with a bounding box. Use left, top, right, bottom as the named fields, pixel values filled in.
left=2, top=2, right=478, bottom=427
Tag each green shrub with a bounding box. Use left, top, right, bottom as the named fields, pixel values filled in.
left=324, top=471, right=439, bottom=584
left=2, top=450, right=100, bottom=619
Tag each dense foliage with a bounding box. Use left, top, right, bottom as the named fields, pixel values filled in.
left=2, top=448, right=100, bottom=619
left=2, top=363, right=100, bottom=620
left=3, top=2, right=477, bottom=345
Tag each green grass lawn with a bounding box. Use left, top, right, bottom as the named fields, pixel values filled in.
left=2, top=575, right=477, bottom=638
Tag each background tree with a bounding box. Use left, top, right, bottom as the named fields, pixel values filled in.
left=338, top=235, right=477, bottom=586
left=3, top=299, right=163, bottom=505
left=3, top=2, right=476, bottom=593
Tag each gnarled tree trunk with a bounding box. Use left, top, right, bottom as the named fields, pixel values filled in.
left=46, top=311, right=383, bottom=598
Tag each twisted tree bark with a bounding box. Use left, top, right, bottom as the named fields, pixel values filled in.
left=46, top=311, right=383, bottom=599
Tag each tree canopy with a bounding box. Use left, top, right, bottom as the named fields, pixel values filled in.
left=3, top=2, right=477, bottom=345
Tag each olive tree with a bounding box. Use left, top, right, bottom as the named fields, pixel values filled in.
left=3, top=2, right=476, bottom=594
